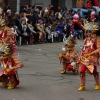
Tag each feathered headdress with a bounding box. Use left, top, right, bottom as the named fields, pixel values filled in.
left=63, top=35, right=76, bottom=49
left=84, top=19, right=99, bottom=38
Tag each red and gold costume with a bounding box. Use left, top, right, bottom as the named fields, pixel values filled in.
left=78, top=23, right=100, bottom=91
left=0, top=16, right=23, bottom=89
left=59, top=36, right=79, bottom=74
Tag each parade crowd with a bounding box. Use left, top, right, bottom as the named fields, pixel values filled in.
left=2, top=2, right=100, bottom=45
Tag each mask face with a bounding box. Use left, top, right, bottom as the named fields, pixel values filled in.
left=4, top=45, right=12, bottom=53
left=0, top=45, right=12, bottom=57
left=87, top=31, right=91, bottom=37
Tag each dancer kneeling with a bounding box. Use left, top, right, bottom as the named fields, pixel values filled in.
left=59, top=35, right=79, bottom=74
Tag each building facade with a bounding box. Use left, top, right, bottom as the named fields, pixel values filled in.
left=1, top=0, right=100, bottom=14
left=0, top=0, right=73, bottom=13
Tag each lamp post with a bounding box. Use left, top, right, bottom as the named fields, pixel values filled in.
left=17, top=0, right=20, bottom=13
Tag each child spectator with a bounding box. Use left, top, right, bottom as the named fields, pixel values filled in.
left=56, top=19, right=66, bottom=42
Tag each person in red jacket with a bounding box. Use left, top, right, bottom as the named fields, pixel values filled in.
left=90, top=11, right=96, bottom=22
left=72, top=14, right=84, bottom=39
left=94, top=0, right=99, bottom=7
left=86, top=0, right=92, bottom=8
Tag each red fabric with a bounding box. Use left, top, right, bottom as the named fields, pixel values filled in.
left=4, top=0, right=10, bottom=6
left=0, top=31, right=3, bottom=39
left=3, top=30, right=7, bottom=39
left=73, top=19, right=78, bottom=23
left=14, top=74, right=20, bottom=87
left=73, top=19, right=84, bottom=31
left=84, top=38, right=97, bottom=50
left=80, top=64, right=97, bottom=73
left=94, top=0, right=99, bottom=7
left=66, top=64, right=73, bottom=71
left=4, top=58, right=15, bottom=75
left=70, top=24, right=74, bottom=33
left=86, top=2, right=92, bottom=8
left=93, top=38, right=97, bottom=50
left=90, top=15, right=95, bottom=21
left=30, top=35, right=34, bottom=40
left=77, top=21, right=84, bottom=31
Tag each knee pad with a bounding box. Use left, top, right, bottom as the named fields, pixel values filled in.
left=80, top=72, right=85, bottom=77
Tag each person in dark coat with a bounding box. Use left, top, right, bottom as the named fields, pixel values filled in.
left=18, top=19, right=28, bottom=45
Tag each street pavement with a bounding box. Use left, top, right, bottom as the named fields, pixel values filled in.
left=0, top=40, right=100, bottom=100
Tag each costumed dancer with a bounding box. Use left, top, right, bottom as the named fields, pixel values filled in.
left=58, top=35, right=79, bottom=74
left=78, top=22, right=100, bottom=91
left=0, top=16, right=23, bottom=89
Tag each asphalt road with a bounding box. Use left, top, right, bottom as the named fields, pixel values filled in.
left=0, top=40, right=100, bottom=100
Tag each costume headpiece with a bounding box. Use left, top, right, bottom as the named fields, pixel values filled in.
left=62, top=35, right=76, bottom=51
left=0, top=17, right=17, bottom=56
left=84, top=19, right=98, bottom=38
left=84, top=22, right=98, bottom=31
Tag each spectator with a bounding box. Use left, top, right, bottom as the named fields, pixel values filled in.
left=33, top=21, right=39, bottom=43
left=28, top=5, right=33, bottom=13
left=27, top=20, right=38, bottom=44
left=51, top=21, right=59, bottom=42
left=48, top=4, right=53, bottom=11
left=18, top=19, right=28, bottom=45
left=32, top=8, right=40, bottom=24
left=77, top=9, right=81, bottom=18
left=26, top=10, right=33, bottom=22
left=86, top=0, right=92, bottom=8
left=22, top=5, right=29, bottom=13
left=49, top=10, right=55, bottom=24
left=62, top=7, right=67, bottom=17
left=9, top=22, right=18, bottom=44
left=56, top=9, right=63, bottom=20
left=70, top=9, right=75, bottom=17
left=56, top=19, right=66, bottom=42
left=13, top=13, right=20, bottom=27
left=44, top=7, right=49, bottom=13
left=6, top=9, right=12, bottom=26
left=20, top=12, right=28, bottom=24
left=36, top=20, right=47, bottom=43
left=64, top=10, right=72, bottom=20
left=63, top=20, right=71, bottom=38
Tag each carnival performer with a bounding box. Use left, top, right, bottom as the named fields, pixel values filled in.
left=78, top=22, right=100, bottom=91
left=59, top=35, right=79, bottom=74
left=0, top=15, right=23, bottom=89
